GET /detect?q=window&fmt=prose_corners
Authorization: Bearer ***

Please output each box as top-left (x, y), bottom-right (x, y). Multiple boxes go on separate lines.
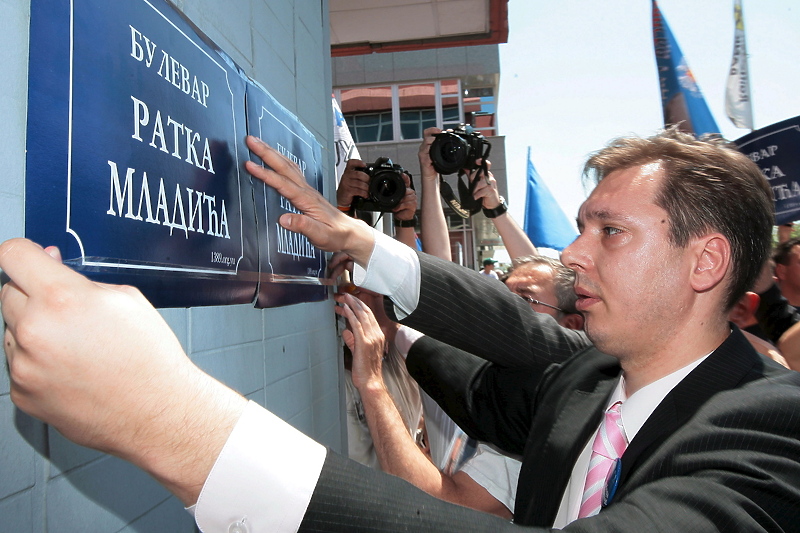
top-left (400, 108), bottom-right (437, 140)
top-left (441, 80), bottom-right (461, 132)
top-left (337, 80), bottom-right (475, 143)
top-left (339, 86), bottom-right (393, 143)
top-left (346, 112), bottom-right (393, 143)
top-left (398, 83), bottom-right (436, 140)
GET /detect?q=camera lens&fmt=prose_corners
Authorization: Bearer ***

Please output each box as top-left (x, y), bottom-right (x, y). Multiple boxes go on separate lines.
top-left (369, 169), bottom-right (406, 210)
top-left (430, 133), bottom-right (469, 175)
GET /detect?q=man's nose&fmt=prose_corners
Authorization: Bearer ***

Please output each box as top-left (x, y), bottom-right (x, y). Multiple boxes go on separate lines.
top-left (560, 234), bottom-right (587, 272)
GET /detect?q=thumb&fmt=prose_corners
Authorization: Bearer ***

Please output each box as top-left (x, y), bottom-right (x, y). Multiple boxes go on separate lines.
top-left (279, 213), bottom-right (335, 252)
top-left (279, 212), bottom-right (314, 236)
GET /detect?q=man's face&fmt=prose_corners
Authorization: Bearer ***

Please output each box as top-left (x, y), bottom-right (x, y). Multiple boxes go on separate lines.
top-left (560, 164), bottom-right (694, 361)
top-left (776, 245), bottom-right (800, 292)
top-left (505, 264), bottom-right (560, 319)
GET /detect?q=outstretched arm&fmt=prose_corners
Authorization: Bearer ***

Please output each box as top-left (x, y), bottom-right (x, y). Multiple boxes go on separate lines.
top-left (471, 162), bottom-right (537, 261)
top-left (0, 239), bottom-right (506, 531)
top-left (336, 292), bottom-right (512, 519)
top-left (418, 127), bottom-right (453, 260)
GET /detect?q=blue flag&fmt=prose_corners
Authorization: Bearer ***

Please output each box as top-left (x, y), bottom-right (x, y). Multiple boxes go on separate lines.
top-left (652, 0), bottom-right (720, 136)
top-left (523, 148), bottom-right (577, 251)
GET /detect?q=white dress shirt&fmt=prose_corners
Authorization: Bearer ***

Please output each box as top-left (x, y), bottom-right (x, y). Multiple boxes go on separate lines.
top-left (192, 401), bottom-right (326, 533)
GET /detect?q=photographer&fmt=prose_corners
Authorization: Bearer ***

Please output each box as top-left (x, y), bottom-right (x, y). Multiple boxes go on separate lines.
top-left (335, 156), bottom-right (422, 472)
top-left (425, 125), bottom-right (537, 263)
top-left (336, 158), bottom-right (418, 249)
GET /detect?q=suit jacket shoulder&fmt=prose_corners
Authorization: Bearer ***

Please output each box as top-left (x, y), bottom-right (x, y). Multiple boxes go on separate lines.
top-left (516, 328), bottom-right (800, 530)
top-left (398, 251), bottom-right (590, 369)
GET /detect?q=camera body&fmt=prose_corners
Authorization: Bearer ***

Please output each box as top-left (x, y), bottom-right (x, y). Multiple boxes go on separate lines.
top-left (429, 124), bottom-right (491, 175)
top-left (352, 157), bottom-right (409, 212)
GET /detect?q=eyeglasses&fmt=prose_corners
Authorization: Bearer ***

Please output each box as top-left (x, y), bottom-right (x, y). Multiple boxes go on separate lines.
top-left (519, 295), bottom-right (565, 313)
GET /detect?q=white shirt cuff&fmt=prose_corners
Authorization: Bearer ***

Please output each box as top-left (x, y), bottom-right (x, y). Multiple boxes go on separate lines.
top-left (394, 326), bottom-right (425, 359)
top-left (192, 401), bottom-right (327, 533)
top-left (353, 228), bottom-right (420, 319)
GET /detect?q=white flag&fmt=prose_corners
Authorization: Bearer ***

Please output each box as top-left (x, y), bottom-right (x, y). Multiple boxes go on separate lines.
top-left (332, 96), bottom-right (361, 184)
top-left (725, 0), bottom-right (754, 129)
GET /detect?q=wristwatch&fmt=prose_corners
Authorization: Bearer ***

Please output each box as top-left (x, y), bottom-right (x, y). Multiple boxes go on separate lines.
top-left (482, 196), bottom-right (508, 218)
top-left (394, 215), bottom-right (417, 228)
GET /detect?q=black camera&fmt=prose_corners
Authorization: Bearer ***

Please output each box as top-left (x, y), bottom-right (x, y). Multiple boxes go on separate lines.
top-left (429, 124), bottom-right (491, 175)
top-left (352, 157), bottom-right (410, 212)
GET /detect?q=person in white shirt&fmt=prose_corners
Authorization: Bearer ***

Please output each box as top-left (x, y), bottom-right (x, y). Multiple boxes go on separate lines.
top-left (343, 255), bottom-right (583, 519)
top-left (3, 128), bottom-right (800, 532)
top-left (479, 258), bottom-right (500, 279)
top-left (340, 286), bottom-right (425, 470)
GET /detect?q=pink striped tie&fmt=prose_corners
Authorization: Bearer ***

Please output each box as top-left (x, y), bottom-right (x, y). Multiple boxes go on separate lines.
top-left (578, 402), bottom-right (627, 518)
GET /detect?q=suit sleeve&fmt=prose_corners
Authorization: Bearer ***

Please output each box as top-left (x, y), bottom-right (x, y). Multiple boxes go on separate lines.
top-left (299, 452), bottom-right (552, 533)
top-left (395, 252), bottom-right (590, 370)
top-left (299, 374), bottom-right (800, 533)
top-left (407, 335), bottom-right (543, 455)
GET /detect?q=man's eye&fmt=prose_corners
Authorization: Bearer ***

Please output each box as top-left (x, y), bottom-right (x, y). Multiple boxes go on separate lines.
top-left (603, 226), bottom-right (622, 236)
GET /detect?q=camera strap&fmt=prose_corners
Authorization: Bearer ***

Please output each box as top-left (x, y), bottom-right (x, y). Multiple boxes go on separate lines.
top-left (439, 177), bottom-right (481, 219)
top-left (439, 142), bottom-right (492, 219)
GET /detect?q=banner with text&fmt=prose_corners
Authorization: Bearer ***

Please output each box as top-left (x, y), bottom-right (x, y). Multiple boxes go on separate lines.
top-left (26, 0), bottom-right (329, 307)
top-left (736, 115), bottom-right (800, 225)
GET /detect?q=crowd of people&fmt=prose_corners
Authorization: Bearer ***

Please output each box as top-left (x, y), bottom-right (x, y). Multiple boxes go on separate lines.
top-left (2, 126), bottom-right (800, 532)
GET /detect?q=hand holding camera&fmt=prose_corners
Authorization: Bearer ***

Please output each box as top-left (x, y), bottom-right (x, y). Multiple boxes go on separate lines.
top-left (418, 127), bottom-right (443, 182)
top-left (337, 159), bottom-right (370, 209)
top-left (428, 124), bottom-right (492, 218)
top-left (351, 157), bottom-right (413, 213)
top-left (429, 124), bottom-right (491, 176)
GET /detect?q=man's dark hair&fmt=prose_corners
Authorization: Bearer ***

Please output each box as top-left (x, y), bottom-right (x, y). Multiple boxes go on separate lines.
top-left (773, 238), bottom-right (800, 266)
top-left (583, 126), bottom-right (774, 311)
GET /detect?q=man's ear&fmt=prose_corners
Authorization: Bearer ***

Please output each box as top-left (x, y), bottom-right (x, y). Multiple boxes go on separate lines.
top-left (560, 313), bottom-right (585, 331)
top-left (728, 297), bottom-right (748, 324)
top-left (690, 234), bottom-right (730, 293)
top-left (775, 262), bottom-right (787, 283)
top-left (728, 292), bottom-right (759, 326)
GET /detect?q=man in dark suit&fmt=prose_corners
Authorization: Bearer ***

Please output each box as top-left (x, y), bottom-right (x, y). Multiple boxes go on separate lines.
top-left (3, 128), bottom-right (800, 532)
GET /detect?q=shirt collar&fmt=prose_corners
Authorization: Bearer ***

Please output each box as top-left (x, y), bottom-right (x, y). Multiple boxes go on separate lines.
top-left (608, 353), bottom-right (711, 443)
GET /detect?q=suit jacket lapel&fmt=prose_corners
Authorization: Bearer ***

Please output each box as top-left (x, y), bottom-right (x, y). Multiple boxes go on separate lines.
top-left (516, 355), bottom-right (619, 525)
top-left (517, 328), bottom-right (762, 525)
top-left (617, 327), bottom-right (761, 490)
